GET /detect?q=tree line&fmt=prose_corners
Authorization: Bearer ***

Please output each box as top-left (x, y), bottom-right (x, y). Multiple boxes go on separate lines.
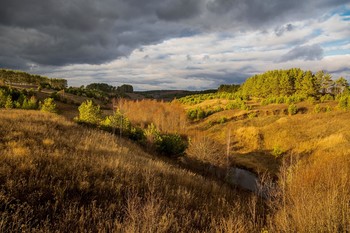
top-left (0, 86), bottom-right (57, 112)
top-left (239, 68), bottom-right (349, 98)
top-left (0, 69), bottom-right (67, 90)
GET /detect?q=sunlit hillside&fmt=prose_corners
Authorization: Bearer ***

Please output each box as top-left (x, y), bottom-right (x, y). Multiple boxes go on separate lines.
top-left (1, 67), bottom-right (350, 232)
top-left (0, 110), bottom-right (261, 232)
top-left (187, 100), bottom-right (350, 174)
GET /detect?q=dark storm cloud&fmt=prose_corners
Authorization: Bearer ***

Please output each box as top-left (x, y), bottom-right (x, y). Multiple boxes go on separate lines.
top-left (275, 24), bottom-right (294, 37)
top-left (279, 44), bottom-right (324, 62)
top-left (205, 0), bottom-right (348, 29)
top-left (0, 0), bottom-right (347, 70)
top-left (156, 0), bottom-right (202, 21)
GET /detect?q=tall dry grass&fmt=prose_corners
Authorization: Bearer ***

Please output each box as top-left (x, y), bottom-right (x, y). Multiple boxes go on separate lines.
top-left (115, 99), bottom-right (188, 133)
top-left (269, 153), bottom-right (350, 232)
top-left (0, 109), bottom-right (262, 232)
top-left (189, 103), bottom-right (350, 232)
top-left (2, 106), bottom-right (349, 232)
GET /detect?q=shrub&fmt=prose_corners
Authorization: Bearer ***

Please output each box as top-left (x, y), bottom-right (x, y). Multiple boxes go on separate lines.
top-left (101, 109), bottom-right (131, 131)
top-left (155, 134), bottom-right (188, 157)
top-left (0, 89), bottom-right (6, 107)
top-left (248, 112), bottom-right (257, 119)
top-left (5, 95), bottom-right (13, 109)
top-left (288, 104), bottom-right (298, 116)
top-left (276, 96), bottom-right (285, 104)
top-left (272, 145), bottom-right (284, 158)
top-left (144, 123), bottom-right (161, 144)
top-left (77, 100), bottom-right (102, 124)
top-left (128, 126), bottom-right (146, 143)
top-left (320, 94), bottom-right (334, 103)
top-left (226, 101), bottom-right (239, 110)
top-left (40, 98), bottom-right (57, 113)
top-left (218, 117), bottom-right (227, 124)
top-left (313, 104), bottom-right (321, 114)
top-left (307, 96), bottom-right (316, 104)
top-left (338, 95), bottom-right (350, 110)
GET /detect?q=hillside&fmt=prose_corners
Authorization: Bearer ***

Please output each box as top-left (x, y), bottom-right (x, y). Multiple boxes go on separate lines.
top-left (0, 110), bottom-right (259, 232)
top-left (1, 67), bottom-right (350, 232)
top-left (185, 98), bottom-right (349, 174)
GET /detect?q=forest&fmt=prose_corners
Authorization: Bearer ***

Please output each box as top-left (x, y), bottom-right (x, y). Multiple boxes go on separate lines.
top-left (240, 68), bottom-right (348, 98)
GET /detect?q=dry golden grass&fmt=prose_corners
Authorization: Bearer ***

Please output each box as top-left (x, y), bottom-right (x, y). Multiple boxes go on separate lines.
top-left (116, 98), bottom-right (188, 133)
top-left (0, 109), bottom-right (262, 232)
top-left (194, 104), bottom-right (350, 175)
top-left (269, 153), bottom-right (350, 232)
top-left (2, 100), bottom-right (349, 232)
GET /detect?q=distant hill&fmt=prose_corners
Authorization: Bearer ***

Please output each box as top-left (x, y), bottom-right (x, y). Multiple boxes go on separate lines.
top-left (0, 69), bottom-right (67, 90)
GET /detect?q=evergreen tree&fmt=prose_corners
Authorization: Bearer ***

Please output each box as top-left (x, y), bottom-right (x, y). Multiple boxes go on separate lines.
top-left (298, 71), bottom-right (318, 97)
top-left (322, 73), bottom-right (334, 95)
top-left (333, 77), bottom-right (349, 95)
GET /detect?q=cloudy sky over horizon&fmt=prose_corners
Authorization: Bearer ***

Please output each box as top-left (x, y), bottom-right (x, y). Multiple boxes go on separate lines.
top-left (1, 0), bottom-right (349, 90)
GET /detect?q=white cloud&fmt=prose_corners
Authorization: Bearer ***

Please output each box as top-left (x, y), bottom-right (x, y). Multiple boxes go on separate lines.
top-left (39, 7), bottom-right (350, 90)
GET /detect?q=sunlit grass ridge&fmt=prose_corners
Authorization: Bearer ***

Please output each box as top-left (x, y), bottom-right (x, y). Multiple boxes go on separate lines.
top-left (0, 109), bottom-right (259, 232)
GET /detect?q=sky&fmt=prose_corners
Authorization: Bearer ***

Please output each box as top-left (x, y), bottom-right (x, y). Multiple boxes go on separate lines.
top-left (0, 0), bottom-right (349, 90)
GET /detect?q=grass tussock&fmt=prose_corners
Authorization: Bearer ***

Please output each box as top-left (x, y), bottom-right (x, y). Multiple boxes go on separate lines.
top-left (0, 109), bottom-right (262, 232)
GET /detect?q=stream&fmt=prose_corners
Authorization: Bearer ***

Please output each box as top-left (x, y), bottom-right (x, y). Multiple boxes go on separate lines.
top-left (226, 167), bottom-right (273, 198)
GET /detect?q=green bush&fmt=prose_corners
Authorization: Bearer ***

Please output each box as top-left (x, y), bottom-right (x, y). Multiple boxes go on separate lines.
top-left (0, 89), bottom-right (6, 107)
top-left (128, 126), bottom-right (146, 143)
top-left (320, 94), bottom-right (334, 103)
top-left (272, 145), bottom-right (284, 159)
top-left (5, 96), bottom-right (13, 109)
top-left (101, 109), bottom-right (131, 131)
top-left (248, 112), bottom-right (257, 119)
top-left (338, 95), bottom-right (350, 110)
top-left (218, 117), bottom-right (227, 124)
top-left (288, 103), bottom-right (298, 115)
top-left (313, 104), bottom-right (321, 114)
top-left (307, 96), bottom-right (316, 104)
top-left (77, 100), bottom-right (102, 124)
top-left (155, 134), bottom-right (188, 157)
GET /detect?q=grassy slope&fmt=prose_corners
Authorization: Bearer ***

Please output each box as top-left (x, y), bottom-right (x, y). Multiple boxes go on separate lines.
top-left (0, 110), bottom-right (260, 232)
top-left (187, 99), bottom-right (350, 175)
top-left (185, 99), bottom-right (350, 231)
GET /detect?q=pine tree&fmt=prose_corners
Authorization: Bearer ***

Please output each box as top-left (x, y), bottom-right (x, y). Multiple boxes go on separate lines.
top-left (334, 77), bottom-right (349, 95)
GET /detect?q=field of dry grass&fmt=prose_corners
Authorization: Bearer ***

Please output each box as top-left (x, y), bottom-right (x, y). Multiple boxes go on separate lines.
top-left (1, 95), bottom-right (349, 232)
top-left (188, 99), bottom-right (350, 231)
top-left (116, 99), bottom-right (188, 133)
top-left (0, 109), bottom-right (264, 232)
